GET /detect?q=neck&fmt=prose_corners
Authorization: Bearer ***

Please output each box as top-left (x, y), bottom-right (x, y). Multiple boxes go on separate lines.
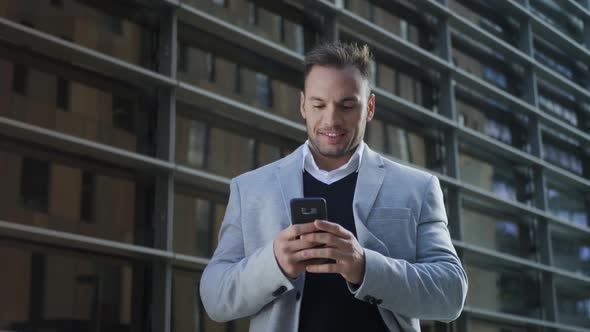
top-left (308, 145), bottom-right (356, 172)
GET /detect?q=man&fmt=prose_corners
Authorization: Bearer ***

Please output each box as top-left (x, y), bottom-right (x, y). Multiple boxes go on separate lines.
top-left (200, 42), bottom-right (467, 332)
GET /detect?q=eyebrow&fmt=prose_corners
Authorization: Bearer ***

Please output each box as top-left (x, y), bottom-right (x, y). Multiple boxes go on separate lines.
top-left (308, 96), bottom-right (360, 103)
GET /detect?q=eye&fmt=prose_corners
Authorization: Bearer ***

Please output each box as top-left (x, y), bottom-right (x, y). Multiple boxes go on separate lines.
top-left (312, 104), bottom-right (324, 109)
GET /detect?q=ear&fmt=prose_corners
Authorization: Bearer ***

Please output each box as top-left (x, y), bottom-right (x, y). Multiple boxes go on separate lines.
top-left (300, 91), bottom-right (306, 119)
top-left (366, 93), bottom-right (376, 122)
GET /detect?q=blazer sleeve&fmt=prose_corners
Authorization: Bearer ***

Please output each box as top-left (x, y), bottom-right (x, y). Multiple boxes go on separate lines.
top-left (199, 178), bottom-right (296, 322)
top-left (347, 175), bottom-right (468, 322)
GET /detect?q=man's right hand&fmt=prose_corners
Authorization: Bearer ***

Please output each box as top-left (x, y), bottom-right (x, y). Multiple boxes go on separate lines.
top-left (273, 222), bottom-right (322, 279)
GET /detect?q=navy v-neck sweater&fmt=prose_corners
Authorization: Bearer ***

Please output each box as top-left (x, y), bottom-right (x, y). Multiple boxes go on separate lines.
top-left (298, 170), bottom-right (389, 332)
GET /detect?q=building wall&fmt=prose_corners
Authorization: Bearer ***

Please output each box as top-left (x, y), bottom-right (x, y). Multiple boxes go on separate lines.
top-left (0, 0), bottom-right (589, 331)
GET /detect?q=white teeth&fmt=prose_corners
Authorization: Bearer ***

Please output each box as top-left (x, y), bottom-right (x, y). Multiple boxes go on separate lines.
top-left (323, 133), bottom-right (340, 137)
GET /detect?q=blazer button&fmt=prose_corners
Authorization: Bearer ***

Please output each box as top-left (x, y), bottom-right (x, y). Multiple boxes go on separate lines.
top-left (363, 295), bottom-right (374, 303)
top-left (296, 291), bottom-right (301, 301)
top-left (272, 285), bottom-right (287, 297)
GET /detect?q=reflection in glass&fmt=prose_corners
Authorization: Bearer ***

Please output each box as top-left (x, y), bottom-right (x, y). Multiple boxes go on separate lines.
top-left (181, 0), bottom-right (305, 54)
top-left (466, 263), bottom-right (542, 318)
top-left (0, 243), bottom-right (147, 331)
top-left (177, 45), bottom-right (302, 124)
top-left (366, 116), bottom-right (442, 172)
top-left (552, 231), bottom-right (590, 277)
top-left (0, 149), bottom-right (151, 246)
top-left (546, 182), bottom-right (588, 227)
top-left (0, 0), bottom-right (157, 68)
top-left (0, 58), bottom-right (154, 156)
top-left (462, 207), bottom-right (536, 260)
top-left (459, 153), bottom-right (533, 205)
top-left (175, 115), bottom-right (290, 178)
top-left (344, 0), bottom-right (426, 48)
top-left (173, 193), bottom-right (226, 258)
top-left (469, 319), bottom-right (540, 332)
top-left (173, 269), bottom-right (249, 332)
top-left (556, 279), bottom-right (590, 328)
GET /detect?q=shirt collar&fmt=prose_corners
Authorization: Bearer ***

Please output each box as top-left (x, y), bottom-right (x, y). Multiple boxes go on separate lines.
top-left (301, 140), bottom-right (365, 177)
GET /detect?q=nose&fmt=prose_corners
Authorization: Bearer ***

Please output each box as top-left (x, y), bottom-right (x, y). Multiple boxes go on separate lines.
top-left (321, 103), bottom-right (342, 127)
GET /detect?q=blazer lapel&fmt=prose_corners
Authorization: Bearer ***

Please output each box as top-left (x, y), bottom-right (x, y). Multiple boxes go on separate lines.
top-left (353, 144), bottom-right (389, 256)
top-left (276, 145), bottom-right (305, 228)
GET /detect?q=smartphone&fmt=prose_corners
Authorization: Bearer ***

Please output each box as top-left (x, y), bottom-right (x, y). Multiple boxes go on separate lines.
top-left (290, 197), bottom-right (335, 264)
top-left (290, 197), bottom-right (327, 225)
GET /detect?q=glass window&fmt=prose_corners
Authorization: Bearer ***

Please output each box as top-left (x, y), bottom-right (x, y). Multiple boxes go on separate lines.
top-left (0, 148), bottom-right (153, 246)
top-left (175, 114), bottom-right (294, 178)
top-left (456, 97), bottom-right (529, 151)
top-left (181, 0), bottom-right (307, 54)
top-left (176, 43), bottom-right (302, 124)
top-left (344, 0), bottom-right (431, 49)
top-left (529, 3), bottom-right (585, 45)
top-left (462, 206), bottom-right (537, 260)
top-left (468, 319), bottom-right (540, 332)
top-left (172, 269), bottom-right (250, 332)
top-left (0, 0), bottom-right (159, 69)
top-left (459, 152), bottom-right (534, 205)
top-left (173, 192), bottom-right (226, 258)
top-left (546, 181), bottom-right (588, 227)
top-left (448, 0), bottom-right (519, 46)
top-left (465, 261), bottom-right (542, 318)
top-left (12, 63), bottom-right (28, 95)
top-left (366, 115), bottom-right (443, 172)
top-left (542, 137), bottom-right (584, 175)
top-left (555, 277), bottom-right (590, 328)
top-left (552, 229), bottom-right (590, 277)
top-left (0, 243), bottom-right (148, 331)
top-left (0, 57), bottom-right (156, 156)
top-left (373, 60), bottom-right (435, 110)
top-left (452, 45), bottom-right (519, 97)
top-left (538, 91), bottom-right (579, 127)
top-left (20, 157), bottom-right (50, 213)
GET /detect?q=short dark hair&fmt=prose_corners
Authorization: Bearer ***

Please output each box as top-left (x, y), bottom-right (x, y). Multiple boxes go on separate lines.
top-left (303, 42), bottom-right (373, 88)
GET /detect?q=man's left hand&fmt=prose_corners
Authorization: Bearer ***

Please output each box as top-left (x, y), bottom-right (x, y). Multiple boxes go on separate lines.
top-left (298, 219), bottom-right (365, 285)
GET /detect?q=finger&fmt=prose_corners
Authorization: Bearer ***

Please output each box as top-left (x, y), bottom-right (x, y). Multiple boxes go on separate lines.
top-left (282, 222), bottom-right (318, 240)
top-left (305, 262), bottom-right (340, 274)
top-left (301, 232), bottom-right (348, 248)
top-left (297, 247), bottom-right (347, 262)
top-left (314, 220), bottom-right (351, 238)
top-left (285, 237), bottom-right (322, 252)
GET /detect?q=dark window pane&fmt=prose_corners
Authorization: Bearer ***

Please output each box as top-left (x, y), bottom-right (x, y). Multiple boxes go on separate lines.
top-left (465, 261), bottom-right (542, 318)
top-left (56, 76), bottom-right (70, 110)
top-left (80, 171), bottom-right (96, 223)
top-left (12, 63), bottom-right (28, 95)
top-left (173, 194), bottom-right (225, 258)
top-left (178, 42), bottom-right (189, 73)
top-left (556, 277), bottom-right (590, 328)
top-left (0, 0), bottom-right (157, 69)
top-left (112, 96), bottom-right (135, 134)
top-left (463, 206), bottom-right (536, 260)
top-left (172, 270), bottom-right (249, 332)
top-left (50, 0), bottom-right (63, 8)
top-left (1, 149), bottom-right (153, 246)
top-left (1, 56), bottom-right (155, 156)
top-left (20, 158), bottom-right (49, 213)
top-left (0, 243), bottom-right (148, 332)
top-left (552, 231), bottom-right (590, 277)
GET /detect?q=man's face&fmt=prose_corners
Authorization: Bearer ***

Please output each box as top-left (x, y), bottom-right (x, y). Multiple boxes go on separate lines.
top-left (300, 65), bottom-right (375, 161)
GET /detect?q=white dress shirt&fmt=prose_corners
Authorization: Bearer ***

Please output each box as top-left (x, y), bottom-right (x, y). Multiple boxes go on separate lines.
top-left (301, 140), bottom-right (365, 185)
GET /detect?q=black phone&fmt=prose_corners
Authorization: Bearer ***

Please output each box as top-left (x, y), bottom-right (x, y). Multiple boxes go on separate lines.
top-left (290, 197), bottom-right (335, 264)
top-left (290, 197), bottom-right (327, 225)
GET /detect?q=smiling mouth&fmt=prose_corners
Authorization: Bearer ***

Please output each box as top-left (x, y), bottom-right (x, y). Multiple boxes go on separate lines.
top-left (319, 132), bottom-right (345, 138)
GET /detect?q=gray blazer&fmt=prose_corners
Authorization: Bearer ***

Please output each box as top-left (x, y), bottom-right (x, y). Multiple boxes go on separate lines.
top-left (200, 143), bottom-right (468, 331)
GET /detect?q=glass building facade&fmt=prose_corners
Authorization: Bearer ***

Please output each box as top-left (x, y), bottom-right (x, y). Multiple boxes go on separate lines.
top-left (0, 0), bottom-right (589, 331)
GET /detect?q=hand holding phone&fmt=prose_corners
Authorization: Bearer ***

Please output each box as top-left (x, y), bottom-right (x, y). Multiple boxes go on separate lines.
top-left (290, 197), bottom-right (335, 264)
